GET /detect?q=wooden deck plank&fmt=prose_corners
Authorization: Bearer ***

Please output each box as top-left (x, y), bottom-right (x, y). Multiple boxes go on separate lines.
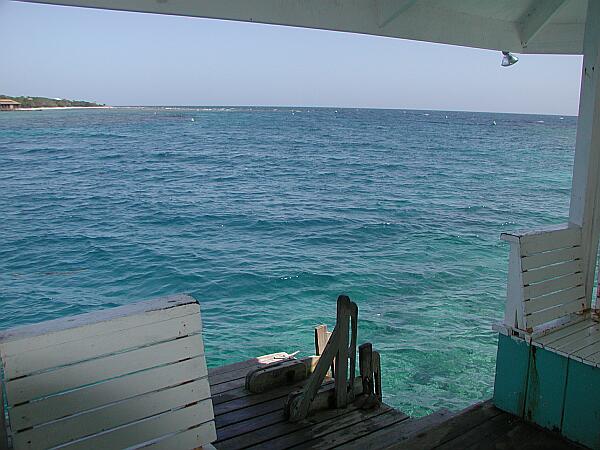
top-left (217, 405), bottom-right (365, 450)
top-left (246, 407), bottom-right (402, 450)
top-left (388, 401), bottom-right (502, 450)
top-left (341, 409), bottom-right (454, 450)
top-left (289, 409), bottom-right (408, 450)
top-left (215, 397), bottom-right (289, 429)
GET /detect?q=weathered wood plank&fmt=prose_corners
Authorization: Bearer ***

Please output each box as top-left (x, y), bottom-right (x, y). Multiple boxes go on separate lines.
top-left (14, 378), bottom-right (211, 449)
top-left (521, 246), bottom-right (582, 271)
top-left (245, 359), bottom-right (308, 393)
top-left (334, 296), bottom-right (350, 409)
top-left (389, 401), bottom-right (501, 450)
top-left (214, 381), bottom-right (305, 417)
top-left (61, 400), bottom-right (214, 450)
top-left (299, 410), bottom-right (404, 449)
top-left (341, 409), bottom-right (453, 450)
top-left (6, 333), bottom-right (204, 406)
top-left (10, 356), bottom-right (207, 431)
top-left (217, 404), bottom-right (364, 450)
top-left (216, 409), bottom-right (287, 443)
top-left (3, 313), bottom-right (201, 380)
top-left (246, 406), bottom-right (399, 450)
top-left (522, 259), bottom-right (583, 285)
top-left (215, 397), bottom-right (287, 429)
top-left (287, 408), bottom-right (407, 450)
top-left (0, 294), bottom-right (198, 355)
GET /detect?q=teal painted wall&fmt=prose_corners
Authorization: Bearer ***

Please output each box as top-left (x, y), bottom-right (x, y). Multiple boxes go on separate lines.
top-left (494, 332), bottom-right (600, 449)
top-left (563, 360), bottom-right (600, 449)
top-left (493, 333), bottom-right (530, 417)
top-left (524, 346), bottom-right (568, 431)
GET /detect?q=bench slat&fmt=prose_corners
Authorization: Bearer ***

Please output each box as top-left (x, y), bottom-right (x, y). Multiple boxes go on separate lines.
top-left (521, 246), bottom-right (582, 272)
top-left (0, 298), bottom-right (198, 357)
top-left (61, 400), bottom-right (214, 450)
top-left (523, 272), bottom-right (584, 300)
top-left (526, 298), bottom-right (585, 328)
top-left (522, 259), bottom-right (583, 286)
top-left (518, 226), bottom-right (581, 257)
top-left (13, 378), bottom-right (211, 449)
top-left (523, 286), bottom-right (585, 315)
top-left (6, 333), bottom-right (204, 406)
top-left (3, 313), bottom-right (201, 380)
top-left (10, 356), bottom-right (207, 431)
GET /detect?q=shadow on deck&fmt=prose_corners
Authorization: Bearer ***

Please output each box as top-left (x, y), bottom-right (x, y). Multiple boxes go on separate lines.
top-left (208, 354), bottom-right (584, 450)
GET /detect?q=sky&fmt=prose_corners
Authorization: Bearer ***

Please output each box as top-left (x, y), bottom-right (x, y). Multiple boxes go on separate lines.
top-left (0, 0), bottom-right (584, 115)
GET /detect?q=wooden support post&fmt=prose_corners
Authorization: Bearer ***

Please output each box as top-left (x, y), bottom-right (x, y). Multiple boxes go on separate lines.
top-left (359, 343), bottom-right (374, 396)
top-left (569, 0), bottom-right (600, 311)
top-left (315, 324), bottom-right (328, 356)
top-left (334, 295), bottom-right (350, 409)
top-left (348, 301), bottom-right (358, 402)
top-left (372, 351), bottom-right (382, 402)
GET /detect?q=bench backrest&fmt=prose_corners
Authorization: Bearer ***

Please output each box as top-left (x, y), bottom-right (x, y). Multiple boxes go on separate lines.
top-left (501, 225), bottom-right (586, 333)
top-left (0, 294), bottom-right (215, 450)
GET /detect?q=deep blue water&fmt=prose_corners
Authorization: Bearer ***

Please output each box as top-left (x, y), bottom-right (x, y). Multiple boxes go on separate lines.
top-left (0, 107), bottom-right (576, 415)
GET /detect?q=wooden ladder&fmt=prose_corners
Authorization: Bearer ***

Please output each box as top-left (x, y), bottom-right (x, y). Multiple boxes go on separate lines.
top-left (285, 295), bottom-right (381, 422)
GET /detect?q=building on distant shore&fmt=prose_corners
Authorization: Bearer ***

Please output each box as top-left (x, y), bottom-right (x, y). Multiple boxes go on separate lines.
top-left (0, 99), bottom-right (20, 111)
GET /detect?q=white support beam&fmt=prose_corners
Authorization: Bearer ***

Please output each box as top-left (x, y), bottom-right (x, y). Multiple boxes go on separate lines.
top-left (518, 0), bottom-right (567, 48)
top-left (378, 0), bottom-right (418, 28)
top-left (569, 0), bottom-right (600, 310)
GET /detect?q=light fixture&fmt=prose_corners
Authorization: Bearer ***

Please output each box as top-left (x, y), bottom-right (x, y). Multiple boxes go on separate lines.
top-left (501, 51), bottom-right (519, 67)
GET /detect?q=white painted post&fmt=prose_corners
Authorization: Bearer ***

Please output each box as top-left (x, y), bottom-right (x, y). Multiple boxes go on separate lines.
top-left (501, 235), bottom-right (525, 331)
top-left (568, 0), bottom-right (600, 311)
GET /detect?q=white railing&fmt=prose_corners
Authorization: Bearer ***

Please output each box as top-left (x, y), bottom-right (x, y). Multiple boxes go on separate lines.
top-left (500, 224), bottom-right (587, 335)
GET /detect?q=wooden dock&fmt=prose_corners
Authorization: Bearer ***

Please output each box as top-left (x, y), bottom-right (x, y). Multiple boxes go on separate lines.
top-left (208, 353), bottom-right (583, 450)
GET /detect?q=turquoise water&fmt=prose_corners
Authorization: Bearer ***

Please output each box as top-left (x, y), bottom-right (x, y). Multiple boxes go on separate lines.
top-left (0, 107), bottom-right (576, 416)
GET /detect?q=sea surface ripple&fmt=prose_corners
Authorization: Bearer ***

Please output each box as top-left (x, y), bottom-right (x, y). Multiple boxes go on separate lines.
top-left (0, 107), bottom-right (575, 415)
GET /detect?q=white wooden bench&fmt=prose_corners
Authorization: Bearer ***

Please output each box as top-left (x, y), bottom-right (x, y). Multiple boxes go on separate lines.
top-left (0, 294), bottom-right (216, 450)
top-left (496, 224), bottom-right (600, 364)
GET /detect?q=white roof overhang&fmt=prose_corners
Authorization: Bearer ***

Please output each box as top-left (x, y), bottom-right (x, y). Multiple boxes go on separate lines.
top-left (15, 0), bottom-right (588, 55)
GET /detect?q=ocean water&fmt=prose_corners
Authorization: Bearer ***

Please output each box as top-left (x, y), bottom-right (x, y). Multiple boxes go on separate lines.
top-left (0, 107), bottom-right (576, 416)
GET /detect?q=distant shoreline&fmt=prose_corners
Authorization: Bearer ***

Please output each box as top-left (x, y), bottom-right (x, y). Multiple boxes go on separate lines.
top-left (16, 106), bottom-right (113, 111)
